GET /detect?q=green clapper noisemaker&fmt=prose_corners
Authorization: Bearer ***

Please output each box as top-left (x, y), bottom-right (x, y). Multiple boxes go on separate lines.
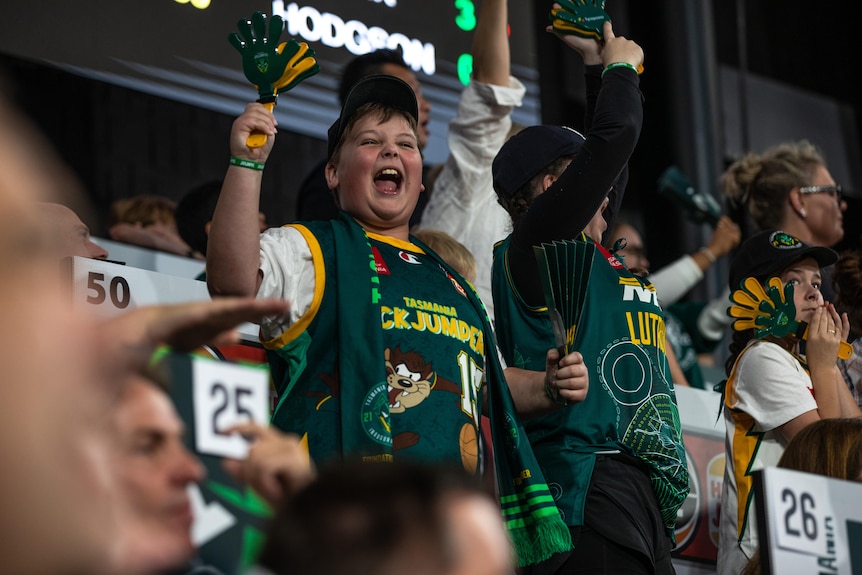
top-left (548, 0), bottom-right (643, 74)
top-left (228, 11), bottom-right (320, 148)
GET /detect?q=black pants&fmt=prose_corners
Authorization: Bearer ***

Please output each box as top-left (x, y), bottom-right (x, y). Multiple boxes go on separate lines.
top-left (519, 454), bottom-right (676, 575)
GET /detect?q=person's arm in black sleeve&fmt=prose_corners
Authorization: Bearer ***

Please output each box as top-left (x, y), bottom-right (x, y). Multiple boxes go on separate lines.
top-left (507, 23), bottom-right (644, 307)
top-left (583, 64), bottom-right (602, 132)
top-left (584, 62), bottom-right (629, 249)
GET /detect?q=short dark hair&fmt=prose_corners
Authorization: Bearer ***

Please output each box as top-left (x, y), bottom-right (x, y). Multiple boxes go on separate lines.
top-left (175, 180), bottom-right (222, 255)
top-left (338, 49), bottom-right (408, 105)
top-left (498, 155), bottom-right (574, 227)
top-left (257, 459), bottom-right (494, 575)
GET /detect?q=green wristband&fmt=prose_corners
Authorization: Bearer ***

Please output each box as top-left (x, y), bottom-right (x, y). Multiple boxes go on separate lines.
top-left (230, 156), bottom-right (265, 171)
top-left (602, 62), bottom-right (639, 77)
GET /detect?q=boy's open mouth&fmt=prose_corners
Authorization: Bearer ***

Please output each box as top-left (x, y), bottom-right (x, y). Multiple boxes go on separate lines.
top-left (374, 168), bottom-right (402, 194)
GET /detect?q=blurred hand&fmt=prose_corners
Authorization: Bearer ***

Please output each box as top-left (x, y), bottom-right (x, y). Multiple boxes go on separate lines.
top-left (98, 297), bottom-right (290, 372)
top-left (222, 422), bottom-right (315, 507)
top-left (706, 216), bottom-right (741, 258)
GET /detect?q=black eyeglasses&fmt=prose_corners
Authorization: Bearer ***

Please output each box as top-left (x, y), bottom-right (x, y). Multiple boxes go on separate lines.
top-left (799, 184), bottom-right (843, 203)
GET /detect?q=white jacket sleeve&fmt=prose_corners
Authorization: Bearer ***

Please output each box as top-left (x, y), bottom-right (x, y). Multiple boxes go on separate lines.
top-left (648, 254), bottom-right (703, 306)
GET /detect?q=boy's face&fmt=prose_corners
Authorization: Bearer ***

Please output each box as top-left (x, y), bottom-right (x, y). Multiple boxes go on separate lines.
top-left (326, 112), bottom-right (423, 233)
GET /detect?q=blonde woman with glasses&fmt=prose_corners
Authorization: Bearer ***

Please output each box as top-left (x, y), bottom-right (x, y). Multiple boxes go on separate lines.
top-left (722, 139), bottom-right (847, 300)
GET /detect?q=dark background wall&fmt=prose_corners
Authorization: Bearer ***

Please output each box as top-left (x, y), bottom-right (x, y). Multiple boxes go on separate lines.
top-left (532, 0), bottom-right (861, 300)
top-left (1, 0), bottom-right (859, 302)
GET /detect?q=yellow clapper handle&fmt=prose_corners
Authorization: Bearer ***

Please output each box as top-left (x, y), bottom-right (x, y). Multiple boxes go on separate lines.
top-left (247, 100), bottom-right (276, 149)
top-left (799, 324), bottom-right (854, 360)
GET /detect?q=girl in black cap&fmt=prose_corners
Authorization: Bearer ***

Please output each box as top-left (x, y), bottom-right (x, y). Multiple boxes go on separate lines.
top-left (717, 229), bottom-right (861, 575)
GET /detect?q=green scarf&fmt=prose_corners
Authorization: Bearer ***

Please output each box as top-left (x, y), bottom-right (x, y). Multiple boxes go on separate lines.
top-left (331, 212), bottom-right (571, 565)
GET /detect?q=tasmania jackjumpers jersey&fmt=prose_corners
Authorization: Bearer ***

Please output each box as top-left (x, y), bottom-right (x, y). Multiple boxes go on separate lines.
top-left (260, 221), bottom-right (487, 471)
top-left (492, 236), bottom-right (689, 532)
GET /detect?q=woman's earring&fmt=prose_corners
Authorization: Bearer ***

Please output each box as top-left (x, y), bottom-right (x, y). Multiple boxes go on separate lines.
top-left (799, 209), bottom-right (807, 218)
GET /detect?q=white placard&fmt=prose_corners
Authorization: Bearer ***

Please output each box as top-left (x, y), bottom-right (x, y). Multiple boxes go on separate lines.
top-left (191, 357), bottom-right (269, 459)
top-left (66, 256), bottom-right (261, 344)
top-left (769, 467), bottom-right (833, 556)
top-left (758, 466), bottom-right (862, 574)
top-left (92, 237), bottom-right (206, 279)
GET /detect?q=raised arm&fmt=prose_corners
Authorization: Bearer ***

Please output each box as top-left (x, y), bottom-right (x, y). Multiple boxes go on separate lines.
top-left (416, 0), bottom-right (525, 311)
top-left (470, 0), bottom-right (509, 86)
top-left (207, 103), bottom-right (278, 297)
top-left (509, 21), bottom-right (644, 306)
top-left (527, 21), bottom-right (643, 244)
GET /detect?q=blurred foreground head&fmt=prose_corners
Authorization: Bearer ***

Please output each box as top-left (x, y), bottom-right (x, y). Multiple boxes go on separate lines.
top-left (0, 87), bottom-right (119, 573)
top-left (257, 459), bottom-right (514, 575)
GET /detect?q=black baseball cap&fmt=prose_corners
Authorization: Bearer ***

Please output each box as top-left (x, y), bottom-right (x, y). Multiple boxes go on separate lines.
top-left (492, 125), bottom-right (586, 200)
top-left (326, 75), bottom-right (419, 160)
top-left (728, 229), bottom-right (838, 291)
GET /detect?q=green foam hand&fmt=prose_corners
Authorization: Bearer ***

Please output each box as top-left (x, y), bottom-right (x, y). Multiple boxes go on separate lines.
top-left (228, 12), bottom-right (293, 102)
top-left (728, 277), bottom-right (797, 339)
top-left (549, 0), bottom-right (610, 40)
top-left (728, 276), bottom-right (853, 359)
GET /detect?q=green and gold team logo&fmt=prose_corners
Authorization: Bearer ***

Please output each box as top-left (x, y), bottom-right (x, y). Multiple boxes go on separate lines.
top-left (254, 53), bottom-right (270, 73)
top-left (769, 231), bottom-right (803, 249)
top-left (362, 382), bottom-right (392, 446)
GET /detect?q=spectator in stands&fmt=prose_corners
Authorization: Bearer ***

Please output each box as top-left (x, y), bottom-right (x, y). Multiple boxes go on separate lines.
top-left (416, 0), bottom-right (523, 318)
top-left (491, 18), bottom-right (688, 575)
top-left (610, 215), bottom-right (740, 306)
top-left (108, 193), bottom-right (200, 259)
top-left (718, 229), bottom-right (862, 575)
top-left (255, 459), bottom-right (514, 575)
top-left (112, 366), bottom-right (315, 575)
top-left (775, 417), bottom-right (862, 480)
top-left (408, 227), bottom-right (498, 491)
top-left (831, 249), bottom-right (862, 408)
top-left (175, 179), bottom-right (268, 261)
top-left (38, 201), bottom-right (109, 260)
top-left (207, 73), bottom-right (589, 566)
top-left (723, 140), bottom-right (846, 300)
top-left (411, 228), bottom-right (477, 284)
top-left (608, 215), bottom-right (741, 388)
top-left (110, 371), bottom-right (206, 574)
top-left (740, 417), bottom-right (862, 575)
top-left (294, 48), bottom-right (431, 225)
top-left (221, 421), bottom-right (316, 508)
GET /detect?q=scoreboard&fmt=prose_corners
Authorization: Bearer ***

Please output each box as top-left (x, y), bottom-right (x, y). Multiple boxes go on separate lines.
top-left (0, 0), bottom-right (541, 164)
